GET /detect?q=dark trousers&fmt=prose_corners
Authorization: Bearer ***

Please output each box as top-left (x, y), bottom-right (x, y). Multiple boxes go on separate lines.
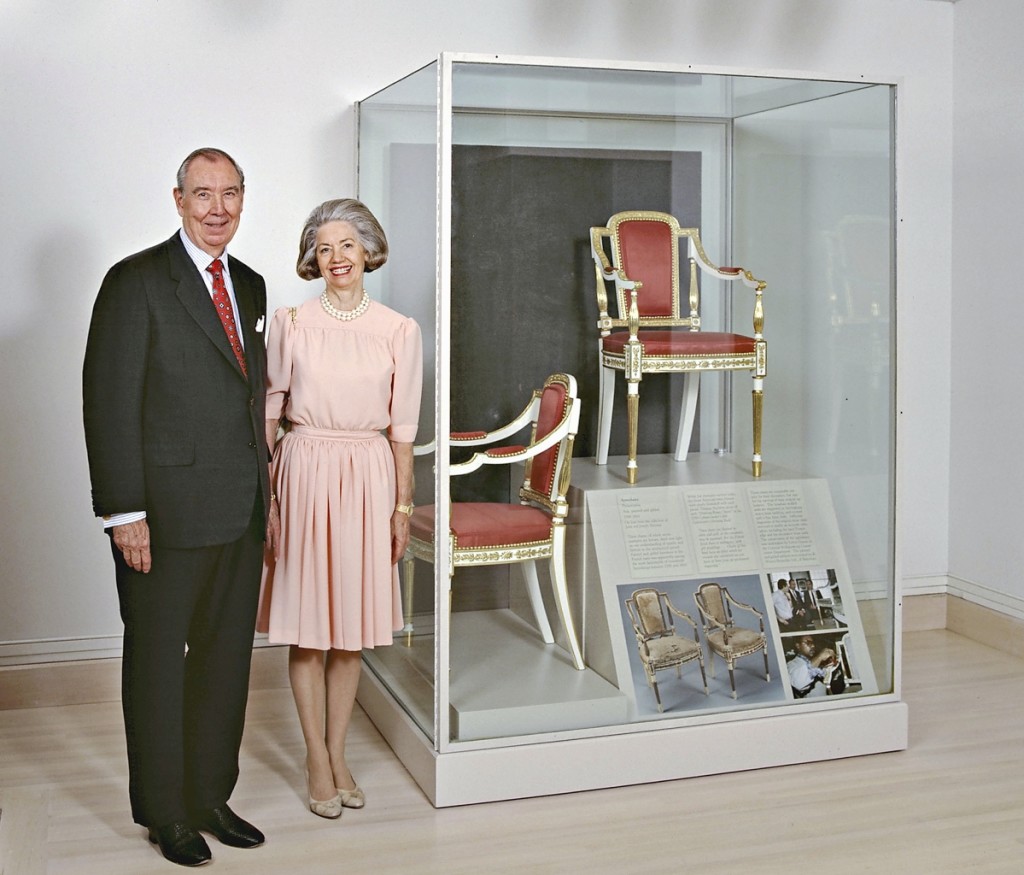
top-left (112, 505), bottom-right (263, 827)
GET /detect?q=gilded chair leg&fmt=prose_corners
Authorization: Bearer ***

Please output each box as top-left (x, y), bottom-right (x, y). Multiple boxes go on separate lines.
top-left (728, 663), bottom-right (737, 699)
top-left (596, 361), bottom-right (615, 466)
top-left (401, 553), bottom-right (415, 646)
top-left (698, 655), bottom-right (709, 694)
top-left (626, 382), bottom-right (639, 485)
top-left (550, 533), bottom-right (585, 670)
top-left (752, 378), bottom-right (763, 478)
top-left (674, 372), bottom-right (700, 462)
top-left (521, 560), bottom-right (555, 644)
top-left (652, 678), bottom-right (664, 713)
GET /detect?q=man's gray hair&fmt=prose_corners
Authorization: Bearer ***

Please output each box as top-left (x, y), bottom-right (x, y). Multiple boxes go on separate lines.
top-left (175, 148), bottom-right (245, 192)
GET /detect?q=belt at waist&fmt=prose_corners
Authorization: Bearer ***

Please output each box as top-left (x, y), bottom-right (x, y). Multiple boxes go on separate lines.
top-left (289, 425), bottom-right (383, 442)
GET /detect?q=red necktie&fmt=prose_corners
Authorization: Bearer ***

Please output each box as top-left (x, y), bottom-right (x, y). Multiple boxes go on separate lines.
top-left (207, 258), bottom-right (247, 377)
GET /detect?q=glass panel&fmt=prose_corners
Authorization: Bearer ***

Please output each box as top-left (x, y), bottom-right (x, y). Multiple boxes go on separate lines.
top-left (733, 83), bottom-right (896, 695)
top-left (450, 63), bottom-right (871, 119)
top-left (443, 61), bottom-right (896, 746)
top-left (356, 61), bottom-right (439, 743)
top-left (356, 57), bottom-right (897, 754)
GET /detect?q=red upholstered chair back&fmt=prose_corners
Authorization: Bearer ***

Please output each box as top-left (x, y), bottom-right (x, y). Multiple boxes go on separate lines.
top-left (524, 378), bottom-right (569, 501)
top-left (615, 217), bottom-right (678, 318)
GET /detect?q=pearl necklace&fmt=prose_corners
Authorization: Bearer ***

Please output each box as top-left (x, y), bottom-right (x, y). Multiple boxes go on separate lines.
top-left (321, 289), bottom-right (370, 322)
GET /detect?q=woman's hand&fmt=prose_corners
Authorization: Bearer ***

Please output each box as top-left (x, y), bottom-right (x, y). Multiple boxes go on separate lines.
top-left (391, 509), bottom-right (410, 565)
top-left (389, 440), bottom-right (414, 565)
top-left (266, 496), bottom-right (281, 556)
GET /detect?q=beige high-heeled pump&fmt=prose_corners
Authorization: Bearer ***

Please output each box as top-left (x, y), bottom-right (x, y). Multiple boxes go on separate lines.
top-left (337, 783), bottom-right (365, 810)
top-left (306, 767), bottom-right (343, 819)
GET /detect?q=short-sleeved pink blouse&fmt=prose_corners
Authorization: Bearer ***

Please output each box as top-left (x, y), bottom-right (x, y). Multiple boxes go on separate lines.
top-left (256, 296), bottom-right (423, 650)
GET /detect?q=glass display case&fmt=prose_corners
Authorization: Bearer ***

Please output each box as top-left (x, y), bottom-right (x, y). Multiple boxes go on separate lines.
top-left (356, 53), bottom-right (903, 806)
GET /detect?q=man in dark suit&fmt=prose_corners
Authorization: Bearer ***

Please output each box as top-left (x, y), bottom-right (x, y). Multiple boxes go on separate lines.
top-left (83, 147), bottom-right (277, 867)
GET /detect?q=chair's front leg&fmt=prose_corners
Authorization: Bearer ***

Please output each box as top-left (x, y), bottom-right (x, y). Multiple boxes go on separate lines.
top-left (625, 287), bottom-right (642, 485)
top-left (401, 553), bottom-right (416, 647)
top-left (596, 357), bottom-right (615, 466)
top-left (627, 380), bottom-right (640, 485)
top-left (521, 560), bottom-right (555, 644)
top-left (550, 525), bottom-right (585, 670)
top-left (675, 371), bottom-right (700, 462)
top-left (752, 375), bottom-right (763, 478)
top-left (752, 289), bottom-right (766, 476)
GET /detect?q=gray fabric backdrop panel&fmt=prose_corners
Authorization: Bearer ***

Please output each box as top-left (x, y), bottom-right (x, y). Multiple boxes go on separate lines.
top-left (451, 145), bottom-right (702, 504)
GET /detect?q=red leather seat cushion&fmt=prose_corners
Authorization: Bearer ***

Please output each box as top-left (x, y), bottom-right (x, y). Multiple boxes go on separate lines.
top-left (410, 503), bottom-right (553, 549)
top-left (484, 445), bottom-right (525, 457)
top-left (603, 330), bottom-right (756, 356)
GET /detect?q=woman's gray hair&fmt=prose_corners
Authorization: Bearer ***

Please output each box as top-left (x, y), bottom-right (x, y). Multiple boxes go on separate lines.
top-left (175, 147), bottom-right (245, 191)
top-left (296, 198), bottom-right (388, 280)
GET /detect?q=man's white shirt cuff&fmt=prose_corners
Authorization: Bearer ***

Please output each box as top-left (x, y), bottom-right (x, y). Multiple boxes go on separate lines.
top-left (103, 511), bottom-right (146, 529)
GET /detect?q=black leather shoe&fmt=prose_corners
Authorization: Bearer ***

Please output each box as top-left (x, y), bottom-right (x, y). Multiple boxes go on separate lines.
top-left (191, 805), bottom-right (265, 848)
top-left (147, 822), bottom-right (212, 867)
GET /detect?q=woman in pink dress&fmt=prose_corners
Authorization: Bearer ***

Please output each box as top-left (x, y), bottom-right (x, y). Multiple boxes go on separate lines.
top-left (256, 199), bottom-right (422, 819)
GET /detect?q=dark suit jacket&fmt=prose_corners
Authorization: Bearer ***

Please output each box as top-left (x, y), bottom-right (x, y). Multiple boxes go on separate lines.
top-left (83, 232), bottom-right (270, 548)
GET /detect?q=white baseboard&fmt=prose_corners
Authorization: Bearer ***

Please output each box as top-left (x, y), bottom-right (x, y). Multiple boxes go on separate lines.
top-left (0, 636), bottom-right (123, 666)
top-left (945, 575), bottom-right (1024, 621)
top-left (0, 632), bottom-right (276, 667)
top-left (900, 573), bottom-right (950, 597)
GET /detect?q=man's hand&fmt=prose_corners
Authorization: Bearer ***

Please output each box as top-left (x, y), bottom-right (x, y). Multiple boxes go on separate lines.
top-left (112, 519), bottom-right (152, 573)
top-left (812, 647), bottom-right (837, 668)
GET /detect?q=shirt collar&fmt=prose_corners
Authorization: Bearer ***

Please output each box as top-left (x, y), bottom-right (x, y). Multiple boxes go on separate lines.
top-left (179, 228), bottom-right (231, 275)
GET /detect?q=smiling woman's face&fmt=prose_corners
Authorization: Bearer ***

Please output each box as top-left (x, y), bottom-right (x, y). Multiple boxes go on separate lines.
top-left (315, 220), bottom-right (367, 298)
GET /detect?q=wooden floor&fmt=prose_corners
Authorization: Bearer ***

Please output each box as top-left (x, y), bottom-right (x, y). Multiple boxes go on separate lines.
top-left (2, 629), bottom-right (1023, 873)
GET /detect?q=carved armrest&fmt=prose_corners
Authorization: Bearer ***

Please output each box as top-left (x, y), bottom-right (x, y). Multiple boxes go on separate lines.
top-left (449, 389), bottom-right (543, 451)
top-left (723, 590), bottom-right (766, 631)
top-left (723, 590), bottom-right (763, 618)
top-left (687, 232), bottom-right (766, 292)
top-left (698, 609), bottom-right (728, 634)
top-left (413, 439), bottom-right (437, 457)
top-left (450, 413), bottom-right (572, 477)
top-left (591, 225), bottom-right (643, 334)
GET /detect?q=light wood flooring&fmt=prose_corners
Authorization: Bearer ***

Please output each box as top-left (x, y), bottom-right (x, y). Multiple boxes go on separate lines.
top-left (2, 629), bottom-right (1023, 874)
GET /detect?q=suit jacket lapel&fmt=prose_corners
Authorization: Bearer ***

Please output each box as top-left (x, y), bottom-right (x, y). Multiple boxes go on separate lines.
top-left (167, 234), bottom-right (249, 381)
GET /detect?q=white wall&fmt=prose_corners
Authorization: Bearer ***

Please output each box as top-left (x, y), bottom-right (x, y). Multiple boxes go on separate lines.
top-left (0, 0), bottom-right (954, 661)
top-left (949, 0), bottom-right (1024, 614)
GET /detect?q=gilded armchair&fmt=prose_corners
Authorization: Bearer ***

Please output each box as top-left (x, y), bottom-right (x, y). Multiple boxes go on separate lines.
top-left (590, 211), bottom-right (767, 482)
top-left (403, 373), bottom-right (585, 670)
